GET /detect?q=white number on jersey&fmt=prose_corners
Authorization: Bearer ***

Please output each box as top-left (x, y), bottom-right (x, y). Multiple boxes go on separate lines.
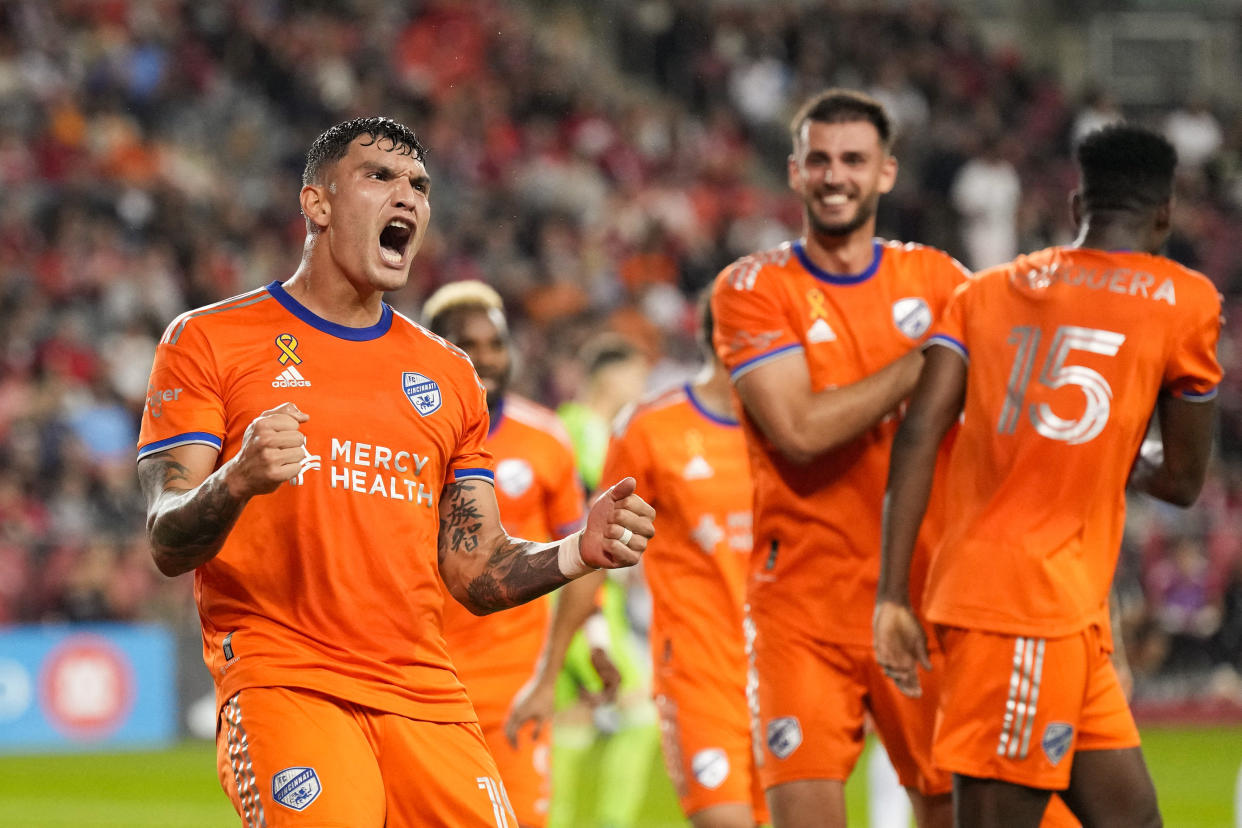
top-left (997, 325), bottom-right (1126, 445)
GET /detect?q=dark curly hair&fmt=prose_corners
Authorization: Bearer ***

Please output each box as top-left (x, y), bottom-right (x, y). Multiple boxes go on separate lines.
top-left (1077, 124), bottom-right (1176, 213)
top-left (302, 116), bottom-right (426, 186)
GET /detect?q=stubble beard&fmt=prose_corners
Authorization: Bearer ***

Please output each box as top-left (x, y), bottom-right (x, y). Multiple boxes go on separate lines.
top-left (806, 193), bottom-right (878, 240)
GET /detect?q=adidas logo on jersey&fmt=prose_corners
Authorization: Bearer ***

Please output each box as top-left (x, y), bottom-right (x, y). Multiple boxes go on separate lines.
top-left (273, 365), bottom-right (312, 388)
top-left (806, 318), bottom-right (836, 343)
top-left (683, 455), bottom-right (715, 480)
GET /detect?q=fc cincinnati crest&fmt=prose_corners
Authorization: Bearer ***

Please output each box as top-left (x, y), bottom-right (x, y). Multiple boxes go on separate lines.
top-left (892, 297), bottom-right (932, 339)
top-left (1041, 722), bottom-right (1074, 766)
top-left (272, 766), bottom-right (322, 811)
top-left (766, 716), bottom-right (802, 759)
top-left (403, 372), bottom-right (442, 416)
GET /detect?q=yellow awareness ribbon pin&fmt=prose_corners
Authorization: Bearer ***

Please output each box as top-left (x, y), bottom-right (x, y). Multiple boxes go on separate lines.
top-left (805, 288), bottom-right (830, 320)
top-left (276, 334), bottom-right (302, 365)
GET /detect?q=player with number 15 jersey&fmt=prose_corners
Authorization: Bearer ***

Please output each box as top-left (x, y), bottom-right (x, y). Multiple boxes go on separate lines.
top-left (876, 125), bottom-right (1221, 826)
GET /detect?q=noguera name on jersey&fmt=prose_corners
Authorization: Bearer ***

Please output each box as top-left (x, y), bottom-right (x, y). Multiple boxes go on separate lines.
top-left (1018, 262), bottom-right (1178, 305)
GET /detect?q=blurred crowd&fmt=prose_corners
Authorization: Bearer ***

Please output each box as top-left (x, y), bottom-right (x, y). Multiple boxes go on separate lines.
top-left (1, 0), bottom-right (1240, 708)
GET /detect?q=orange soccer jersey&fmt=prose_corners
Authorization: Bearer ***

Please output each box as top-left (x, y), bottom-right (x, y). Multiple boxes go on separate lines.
top-left (138, 281), bottom-right (493, 723)
top-left (439, 394), bottom-right (584, 826)
top-left (711, 239), bottom-right (968, 644)
top-left (600, 384), bottom-right (762, 817)
top-left (923, 247), bottom-right (1222, 638)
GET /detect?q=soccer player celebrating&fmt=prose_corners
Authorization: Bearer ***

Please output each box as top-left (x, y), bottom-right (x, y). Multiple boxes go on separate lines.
top-left (423, 279), bottom-right (614, 828)
top-left (874, 124), bottom-right (1221, 828)
top-left (136, 117), bottom-right (654, 828)
top-left (600, 292), bottom-right (768, 828)
top-left (711, 88), bottom-right (967, 828)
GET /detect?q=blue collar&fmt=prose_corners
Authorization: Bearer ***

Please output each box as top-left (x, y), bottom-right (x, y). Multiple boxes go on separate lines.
top-left (685, 383), bottom-right (738, 426)
top-left (267, 280), bottom-right (393, 341)
top-left (793, 239), bottom-right (883, 285)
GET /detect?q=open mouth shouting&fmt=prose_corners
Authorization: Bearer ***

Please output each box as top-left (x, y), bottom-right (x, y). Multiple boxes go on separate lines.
top-left (379, 218), bottom-right (414, 266)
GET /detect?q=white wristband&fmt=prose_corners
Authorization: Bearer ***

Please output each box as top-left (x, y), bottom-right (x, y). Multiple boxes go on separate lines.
top-left (583, 612), bottom-right (612, 651)
top-left (557, 530), bottom-right (597, 579)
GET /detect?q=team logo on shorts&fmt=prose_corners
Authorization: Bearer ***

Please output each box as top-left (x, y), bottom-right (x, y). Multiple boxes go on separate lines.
top-left (892, 297), bottom-right (932, 339)
top-left (766, 716), bottom-right (802, 760)
top-left (692, 747), bottom-right (730, 789)
top-left (272, 766), bottom-right (322, 811)
top-left (402, 372), bottom-right (442, 416)
top-left (1041, 722), bottom-right (1074, 766)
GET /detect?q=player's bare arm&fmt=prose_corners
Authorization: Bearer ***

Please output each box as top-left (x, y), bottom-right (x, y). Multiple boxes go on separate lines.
top-left (138, 403), bottom-right (311, 576)
top-left (438, 476), bottom-right (654, 616)
top-left (734, 345), bottom-right (924, 464)
top-left (874, 345), bottom-right (965, 697)
top-left (1127, 392), bottom-right (1216, 507)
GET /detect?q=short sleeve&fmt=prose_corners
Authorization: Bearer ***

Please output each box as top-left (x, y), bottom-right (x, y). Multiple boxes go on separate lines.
top-left (446, 370), bottom-right (495, 486)
top-left (1165, 286), bottom-right (1223, 401)
top-left (924, 279), bottom-right (971, 363)
top-left (711, 263), bottom-right (803, 382)
top-left (136, 321), bottom-right (226, 461)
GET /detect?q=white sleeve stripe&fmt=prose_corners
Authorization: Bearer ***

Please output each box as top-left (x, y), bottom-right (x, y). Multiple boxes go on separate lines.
top-left (925, 334), bottom-right (968, 363)
top-left (729, 343), bottom-right (803, 381)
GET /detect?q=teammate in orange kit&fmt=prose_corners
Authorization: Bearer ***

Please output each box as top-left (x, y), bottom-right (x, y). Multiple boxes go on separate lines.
top-left (424, 279), bottom-right (612, 828)
top-left (875, 124), bottom-right (1222, 828)
top-left (601, 293), bottom-right (767, 828)
top-left (711, 88), bottom-right (967, 828)
top-left (136, 117), bottom-right (654, 828)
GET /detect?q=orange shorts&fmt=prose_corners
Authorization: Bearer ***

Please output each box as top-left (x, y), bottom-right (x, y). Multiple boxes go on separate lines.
top-left (468, 672), bottom-right (551, 828)
top-left (653, 672), bottom-right (768, 823)
top-left (934, 624), bottom-right (1140, 790)
top-left (752, 617), bottom-right (949, 795)
top-left (1044, 795), bottom-right (1081, 827)
top-left (216, 686), bottom-right (517, 827)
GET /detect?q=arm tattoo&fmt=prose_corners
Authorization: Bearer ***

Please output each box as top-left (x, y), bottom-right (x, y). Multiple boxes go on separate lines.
top-left (439, 482), bottom-right (569, 613)
top-left (138, 457), bottom-right (245, 573)
top-left (437, 481), bottom-right (486, 566)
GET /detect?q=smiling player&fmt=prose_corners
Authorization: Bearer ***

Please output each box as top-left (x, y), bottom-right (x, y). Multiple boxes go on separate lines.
top-left (710, 89), bottom-right (967, 828)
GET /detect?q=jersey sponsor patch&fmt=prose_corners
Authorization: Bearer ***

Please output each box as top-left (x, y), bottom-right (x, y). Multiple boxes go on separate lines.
top-left (690, 514), bottom-right (725, 553)
top-left (892, 297), bottom-right (932, 339)
top-left (692, 747), bottom-right (730, 789)
top-left (766, 715), bottom-right (802, 759)
top-left (402, 371), bottom-right (442, 416)
top-left (272, 766), bottom-right (322, 811)
top-left (145, 385), bottom-right (183, 418)
top-left (1041, 722), bottom-right (1074, 766)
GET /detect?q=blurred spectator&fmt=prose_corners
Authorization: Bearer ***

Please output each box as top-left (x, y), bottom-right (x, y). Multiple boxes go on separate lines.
top-left (1164, 97), bottom-right (1224, 173)
top-left (1145, 533), bottom-right (1224, 673)
top-left (1071, 86), bottom-right (1124, 147)
top-left (949, 133), bottom-right (1022, 270)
